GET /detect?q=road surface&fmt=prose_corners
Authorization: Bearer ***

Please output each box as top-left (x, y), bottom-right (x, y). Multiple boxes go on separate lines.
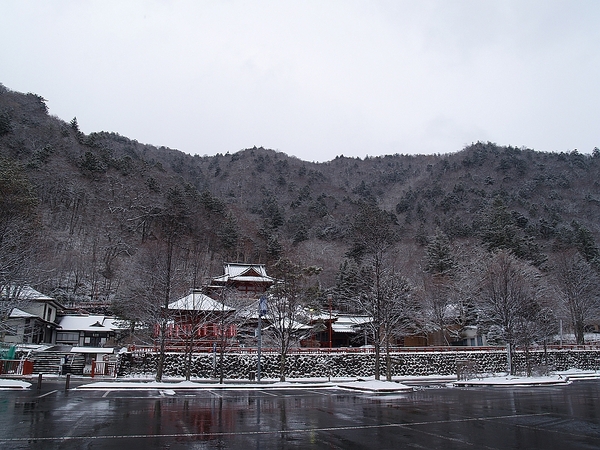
top-left (1, 379), bottom-right (599, 449)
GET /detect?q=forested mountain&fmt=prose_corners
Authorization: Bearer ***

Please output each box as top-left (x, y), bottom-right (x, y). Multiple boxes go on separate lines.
top-left (1, 84), bottom-right (599, 316)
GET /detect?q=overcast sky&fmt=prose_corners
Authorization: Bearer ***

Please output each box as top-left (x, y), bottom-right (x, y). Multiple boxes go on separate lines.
top-left (2, 1), bottom-right (599, 162)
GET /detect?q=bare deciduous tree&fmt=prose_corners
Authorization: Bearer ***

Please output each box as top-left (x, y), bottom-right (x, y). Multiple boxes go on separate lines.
top-left (552, 251), bottom-right (600, 344)
top-left (476, 250), bottom-right (552, 375)
top-left (378, 271), bottom-right (415, 380)
top-left (343, 203), bottom-right (400, 380)
top-left (0, 158), bottom-right (40, 334)
top-left (337, 261), bottom-right (418, 380)
top-left (420, 274), bottom-right (454, 345)
top-left (212, 287), bottom-right (255, 384)
top-left (266, 258), bottom-right (320, 381)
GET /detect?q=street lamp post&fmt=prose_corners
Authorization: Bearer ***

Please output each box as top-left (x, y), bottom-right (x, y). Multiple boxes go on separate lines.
top-left (257, 296), bottom-right (268, 382)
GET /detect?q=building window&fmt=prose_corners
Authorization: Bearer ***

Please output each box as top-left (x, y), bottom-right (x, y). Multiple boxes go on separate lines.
top-left (56, 332), bottom-right (80, 342)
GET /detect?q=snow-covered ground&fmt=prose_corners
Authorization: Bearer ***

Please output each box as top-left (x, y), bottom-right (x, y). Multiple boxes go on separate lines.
top-left (454, 369), bottom-right (600, 387)
top-left (337, 379), bottom-right (413, 392)
top-left (71, 378), bottom-right (415, 393)
top-left (0, 379), bottom-right (31, 389)
top-left (454, 375), bottom-right (570, 386)
top-left (1, 370), bottom-right (598, 391)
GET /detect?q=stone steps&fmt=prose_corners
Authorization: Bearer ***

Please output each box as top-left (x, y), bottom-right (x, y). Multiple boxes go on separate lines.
top-left (30, 351), bottom-right (86, 375)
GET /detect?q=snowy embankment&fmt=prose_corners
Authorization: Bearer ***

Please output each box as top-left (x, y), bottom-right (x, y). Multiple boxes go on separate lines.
top-left (74, 369), bottom-right (600, 391)
top-left (454, 369), bottom-right (600, 387)
top-left (337, 379), bottom-right (413, 392)
top-left (73, 378), bottom-right (414, 393)
top-left (72, 377), bottom-right (414, 393)
top-left (1, 370), bottom-right (598, 391)
top-left (454, 375), bottom-right (570, 387)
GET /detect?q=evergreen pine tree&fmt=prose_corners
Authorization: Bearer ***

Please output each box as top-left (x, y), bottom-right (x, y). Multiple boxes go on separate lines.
top-left (424, 228), bottom-right (455, 276)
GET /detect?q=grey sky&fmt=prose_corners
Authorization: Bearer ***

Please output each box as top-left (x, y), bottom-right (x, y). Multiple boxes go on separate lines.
top-left (2, 1), bottom-right (599, 162)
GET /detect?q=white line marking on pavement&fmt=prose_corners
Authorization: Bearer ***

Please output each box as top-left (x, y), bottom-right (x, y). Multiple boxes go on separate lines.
top-left (1, 413), bottom-right (566, 444)
top-left (258, 390), bottom-right (278, 397)
top-left (36, 390), bottom-right (58, 399)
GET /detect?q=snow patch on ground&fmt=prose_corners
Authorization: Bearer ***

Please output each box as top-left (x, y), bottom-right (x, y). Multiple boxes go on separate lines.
top-left (0, 379), bottom-right (32, 389)
top-left (1, 369), bottom-right (598, 390)
top-left (454, 370), bottom-right (600, 386)
top-left (454, 375), bottom-right (570, 386)
top-left (159, 389), bottom-right (176, 396)
top-left (337, 379), bottom-right (413, 392)
top-left (556, 369), bottom-right (600, 379)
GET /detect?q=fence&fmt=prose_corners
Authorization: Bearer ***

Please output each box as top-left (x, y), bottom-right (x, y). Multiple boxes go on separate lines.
top-left (91, 360), bottom-right (117, 378)
top-left (127, 344), bottom-right (600, 355)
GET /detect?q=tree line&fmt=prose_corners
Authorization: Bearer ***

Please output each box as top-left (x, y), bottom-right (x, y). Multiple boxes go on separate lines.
top-left (2, 85), bottom-right (600, 381)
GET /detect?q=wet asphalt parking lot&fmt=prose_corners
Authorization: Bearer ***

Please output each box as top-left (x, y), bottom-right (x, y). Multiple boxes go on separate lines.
top-left (1, 379), bottom-right (599, 449)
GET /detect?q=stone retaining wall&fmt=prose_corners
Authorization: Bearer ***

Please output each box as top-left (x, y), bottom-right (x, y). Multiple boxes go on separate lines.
top-left (118, 349), bottom-right (600, 379)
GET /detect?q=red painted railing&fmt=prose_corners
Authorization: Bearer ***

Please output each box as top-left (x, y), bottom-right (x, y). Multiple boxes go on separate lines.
top-left (127, 344), bottom-right (600, 355)
top-left (0, 359), bottom-right (34, 375)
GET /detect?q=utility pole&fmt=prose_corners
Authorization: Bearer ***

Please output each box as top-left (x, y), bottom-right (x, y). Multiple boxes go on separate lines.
top-left (328, 294), bottom-right (333, 350)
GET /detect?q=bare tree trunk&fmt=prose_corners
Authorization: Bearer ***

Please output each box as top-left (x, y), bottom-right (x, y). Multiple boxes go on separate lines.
top-left (156, 235), bottom-right (174, 382)
top-left (374, 328), bottom-right (381, 381)
top-left (184, 330), bottom-right (195, 381)
top-left (385, 334), bottom-right (392, 381)
top-left (218, 346), bottom-right (225, 384)
top-left (279, 331), bottom-right (289, 382)
top-left (156, 319), bottom-right (167, 382)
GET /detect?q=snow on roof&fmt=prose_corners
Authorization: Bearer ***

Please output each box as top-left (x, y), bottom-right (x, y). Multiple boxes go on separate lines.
top-left (167, 291), bottom-right (233, 312)
top-left (339, 315), bottom-right (372, 325)
top-left (266, 317), bottom-right (311, 331)
top-left (1, 285), bottom-right (54, 301)
top-left (9, 307), bottom-right (60, 325)
top-left (1, 286), bottom-right (66, 311)
top-left (102, 317), bottom-right (129, 330)
top-left (332, 323), bottom-right (359, 333)
top-left (225, 263), bottom-right (269, 278)
top-left (314, 313), bottom-right (372, 324)
top-left (212, 263), bottom-right (275, 284)
top-left (70, 347), bottom-right (115, 354)
top-left (58, 315), bottom-right (119, 332)
top-left (8, 308), bottom-right (37, 319)
top-left (229, 276), bottom-right (273, 283)
top-left (331, 316), bottom-right (371, 333)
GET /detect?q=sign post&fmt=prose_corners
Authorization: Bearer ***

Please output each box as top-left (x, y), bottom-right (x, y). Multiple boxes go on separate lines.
top-left (212, 342), bottom-right (217, 378)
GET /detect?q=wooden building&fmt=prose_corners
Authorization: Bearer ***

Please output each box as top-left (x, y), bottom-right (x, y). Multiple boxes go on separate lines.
top-left (206, 263), bottom-right (275, 298)
top-left (2, 286), bottom-right (63, 345)
top-left (157, 290), bottom-right (236, 348)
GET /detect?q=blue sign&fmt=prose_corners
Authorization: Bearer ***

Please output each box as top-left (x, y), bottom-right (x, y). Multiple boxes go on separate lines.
top-left (259, 296), bottom-right (268, 317)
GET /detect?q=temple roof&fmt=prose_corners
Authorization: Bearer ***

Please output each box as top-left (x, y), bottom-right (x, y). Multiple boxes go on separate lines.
top-left (211, 263), bottom-right (275, 284)
top-left (58, 315), bottom-right (124, 332)
top-left (167, 290), bottom-right (233, 312)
